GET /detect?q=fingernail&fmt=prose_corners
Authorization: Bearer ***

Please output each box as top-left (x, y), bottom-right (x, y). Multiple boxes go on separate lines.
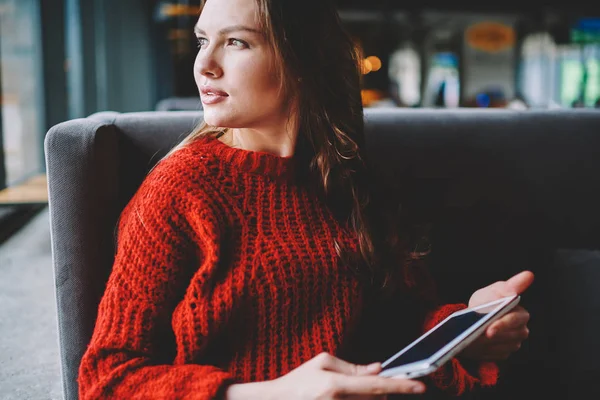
top-left (366, 363), bottom-right (381, 372)
top-left (412, 384), bottom-right (425, 393)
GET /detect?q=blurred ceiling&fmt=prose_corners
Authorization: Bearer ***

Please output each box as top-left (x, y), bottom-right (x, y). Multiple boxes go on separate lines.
top-left (334, 0), bottom-right (598, 14)
top-left (333, 0), bottom-right (594, 46)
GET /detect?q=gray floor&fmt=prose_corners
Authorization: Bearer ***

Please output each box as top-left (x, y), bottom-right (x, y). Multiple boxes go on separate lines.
top-left (0, 206), bottom-right (63, 400)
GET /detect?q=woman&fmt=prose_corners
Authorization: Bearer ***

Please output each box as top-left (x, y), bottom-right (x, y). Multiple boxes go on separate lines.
top-left (78, 0), bottom-right (533, 398)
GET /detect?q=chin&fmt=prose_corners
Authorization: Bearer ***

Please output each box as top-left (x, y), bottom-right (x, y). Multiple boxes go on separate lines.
top-left (202, 110), bottom-right (230, 127)
top-left (202, 109), bottom-right (244, 129)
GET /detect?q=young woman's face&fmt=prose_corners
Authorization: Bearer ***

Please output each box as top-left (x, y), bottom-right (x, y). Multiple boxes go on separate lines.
top-left (194, 0), bottom-right (289, 129)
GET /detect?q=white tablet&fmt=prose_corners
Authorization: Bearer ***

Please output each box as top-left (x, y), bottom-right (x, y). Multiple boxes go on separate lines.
top-left (379, 294), bottom-right (520, 379)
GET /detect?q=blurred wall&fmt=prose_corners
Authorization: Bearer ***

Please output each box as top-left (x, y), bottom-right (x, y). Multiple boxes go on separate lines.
top-left (65, 0), bottom-right (156, 115)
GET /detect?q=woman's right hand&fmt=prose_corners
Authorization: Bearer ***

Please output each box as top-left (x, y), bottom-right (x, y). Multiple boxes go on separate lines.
top-left (225, 352), bottom-right (426, 399)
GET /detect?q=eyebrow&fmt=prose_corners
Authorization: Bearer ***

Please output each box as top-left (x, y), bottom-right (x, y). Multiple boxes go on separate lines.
top-left (194, 25), bottom-right (262, 36)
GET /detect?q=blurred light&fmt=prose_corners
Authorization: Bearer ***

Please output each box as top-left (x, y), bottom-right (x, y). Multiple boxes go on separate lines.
top-left (168, 29), bottom-right (190, 40)
top-left (366, 56), bottom-right (381, 72)
top-left (434, 52), bottom-right (458, 68)
top-left (466, 21), bottom-right (515, 53)
top-left (361, 89), bottom-right (384, 106)
top-left (159, 4), bottom-right (201, 18)
top-left (362, 58), bottom-right (373, 74)
top-left (576, 17), bottom-right (600, 31)
top-left (476, 93), bottom-right (491, 107)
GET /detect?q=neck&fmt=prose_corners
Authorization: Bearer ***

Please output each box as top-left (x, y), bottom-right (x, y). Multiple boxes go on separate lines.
top-left (221, 112), bottom-right (299, 158)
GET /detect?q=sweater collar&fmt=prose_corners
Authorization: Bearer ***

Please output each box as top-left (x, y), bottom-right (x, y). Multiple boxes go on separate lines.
top-left (200, 135), bottom-right (296, 181)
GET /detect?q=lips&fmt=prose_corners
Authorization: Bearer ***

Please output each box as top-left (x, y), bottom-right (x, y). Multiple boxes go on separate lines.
top-left (200, 86), bottom-right (228, 105)
top-left (200, 86), bottom-right (228, 97)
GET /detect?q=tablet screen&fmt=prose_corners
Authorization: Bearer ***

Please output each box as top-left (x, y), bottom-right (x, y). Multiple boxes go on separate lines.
top-left (382, 306), bottom-right (493, 370)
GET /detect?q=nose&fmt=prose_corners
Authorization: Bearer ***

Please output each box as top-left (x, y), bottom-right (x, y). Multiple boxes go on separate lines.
top-left (195, 47), bottom-right (223, 79)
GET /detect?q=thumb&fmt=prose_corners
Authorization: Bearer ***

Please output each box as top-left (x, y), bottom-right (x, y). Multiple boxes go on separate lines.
top-left (504, 270), bottom-right (534, 295)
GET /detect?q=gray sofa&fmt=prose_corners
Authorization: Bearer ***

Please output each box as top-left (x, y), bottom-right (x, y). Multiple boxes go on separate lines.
top-left (45, 108), bottom-right (600, 400)
top-left (155, 97), bottom-right (203, 111)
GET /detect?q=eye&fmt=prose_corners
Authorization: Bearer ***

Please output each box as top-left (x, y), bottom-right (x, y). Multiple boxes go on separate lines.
top-left (227, 38), bottom-right (249, 48)
top-left (196, 37), bottom-right (208, 49)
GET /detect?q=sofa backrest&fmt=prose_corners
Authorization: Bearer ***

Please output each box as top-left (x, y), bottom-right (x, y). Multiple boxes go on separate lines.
top-left (45, 108), bottom-right (600, 400)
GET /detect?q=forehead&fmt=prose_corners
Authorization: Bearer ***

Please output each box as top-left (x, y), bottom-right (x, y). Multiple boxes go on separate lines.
top-left (197, 0), bottom-right (259, 28)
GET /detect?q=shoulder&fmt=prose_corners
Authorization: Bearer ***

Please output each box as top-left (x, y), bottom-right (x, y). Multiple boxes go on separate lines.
top-left (137, 136), bottom-right (232, 204)
top-left (120, 138), bottom-right (224, 232)
top-left (148, 138), bottom-right (218, 190)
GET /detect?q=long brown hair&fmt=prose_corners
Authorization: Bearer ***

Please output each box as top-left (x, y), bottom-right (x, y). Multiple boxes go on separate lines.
top-left (174, 0), bottom-right (415, 294)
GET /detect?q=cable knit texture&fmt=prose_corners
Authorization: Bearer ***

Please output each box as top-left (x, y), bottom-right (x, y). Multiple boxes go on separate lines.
top-left (78, 136), bottom-right (498, 399)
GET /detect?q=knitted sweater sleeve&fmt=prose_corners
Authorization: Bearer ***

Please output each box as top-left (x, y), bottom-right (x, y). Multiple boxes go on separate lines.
top-left (402, 259), bottom-right (498, 396)
top-left (422, 304), bottom-right (499, 396)
top-left (78, 171), bottom-right (234, 399)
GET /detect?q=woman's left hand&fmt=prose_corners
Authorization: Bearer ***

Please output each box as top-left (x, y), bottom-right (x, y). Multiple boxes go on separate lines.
top-left (460, 270), bottom-right (534, 361)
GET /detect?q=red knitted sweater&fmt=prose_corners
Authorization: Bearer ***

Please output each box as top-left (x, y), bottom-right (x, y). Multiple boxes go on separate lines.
top-left (78, 136), bottom-right (498, 399)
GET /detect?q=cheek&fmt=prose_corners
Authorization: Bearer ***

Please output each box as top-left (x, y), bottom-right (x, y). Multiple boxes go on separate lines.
top-left (245, 74), bottom-right (285, 112)
top-left (236, 56), bottom-right (280, 94)
top-left (193, 56), bottom-right (202, 86)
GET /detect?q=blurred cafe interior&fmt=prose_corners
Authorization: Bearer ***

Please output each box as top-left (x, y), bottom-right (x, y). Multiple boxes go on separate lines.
top-left (0, 0), bottom-right (599, 190)
top-left (0, 1), bottom-right (599, 399)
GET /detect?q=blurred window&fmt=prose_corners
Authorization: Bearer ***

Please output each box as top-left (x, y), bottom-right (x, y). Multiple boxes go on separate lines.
top-left (0, 0), bottom-right (45, 185)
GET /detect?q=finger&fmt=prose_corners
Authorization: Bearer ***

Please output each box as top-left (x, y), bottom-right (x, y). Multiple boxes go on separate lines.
top-left (487, 327), bottom-right (529, 343)
top-left (346, 395), bottom-right (388, 400)
top-left (472, 341), bottom-right (524, 361)
top-left (335, 375), bottom-right (426, 396)
top-left (488, 307), bottom-right (528, 328)
top-left (504, 270), bottom-right (535, 295)
top-left (487, 308), bottom-right (530, 335)
top-left (314, 352), bottom-right (380, 376)
top-left (473, 343), bottom-right (522, 361)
